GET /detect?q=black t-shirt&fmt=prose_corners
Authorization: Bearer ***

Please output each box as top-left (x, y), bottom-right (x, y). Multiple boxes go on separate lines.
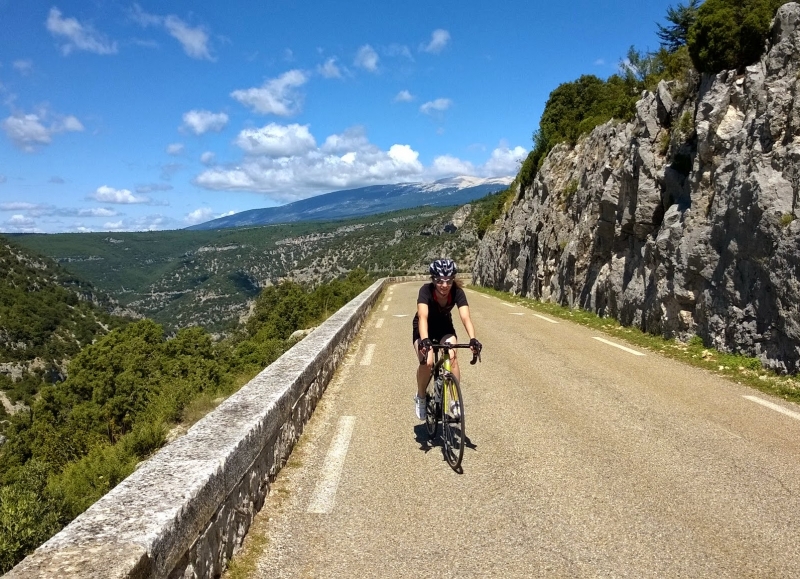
top-left (412, 283), bottom-right (469, 341)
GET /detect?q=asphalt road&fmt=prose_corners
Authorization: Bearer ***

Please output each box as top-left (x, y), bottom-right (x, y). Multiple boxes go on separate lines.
top-left (239, 281), bottom-right (800, 578)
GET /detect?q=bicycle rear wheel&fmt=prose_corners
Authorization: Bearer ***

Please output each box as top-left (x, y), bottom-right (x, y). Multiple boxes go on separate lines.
top-left (441, 373), bottom-right (465, 469)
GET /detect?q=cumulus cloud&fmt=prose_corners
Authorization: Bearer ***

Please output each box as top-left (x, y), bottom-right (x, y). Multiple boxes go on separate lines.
top-left (2, 111), bottom-right (84, 152)
top-left (195, 125), bottom-right (426, 199)
top-left (394, 90), bottom-right (414, 103)
top-left (421, 29), bottom-right (450, 54)
top-left (184, 207), bottom-right (236, 225)
top-left (46, 8), bottom-right (118, 56)
top-left (317, 58), bottom-right (342, 79)
top-left (0, 202), bottom-right (39, 211)
top-left (130, 5), bottom-right (213, 60)
top-left (420, 98), bottom-right (452, 115)
top-left (235, 123), bottom-right (316, 157)
top-left (200, 151), bottom-right (216, 165)
top-left (2, 214), bottom-right (39, 233)
top-left (354, 45), bottom-right (379, 72)
top-left (181, 110), bottom-right (228, 135)
top-left (482, 145), bottom-right (527, 177)
top-left (90, 185), bottom-right (151, 204)
top-left (166, 143), bottom-right (184, 156)
top-left (231, 70), bottom-right (308, 116)
top-left (430, 155), bottom-right (475, 177)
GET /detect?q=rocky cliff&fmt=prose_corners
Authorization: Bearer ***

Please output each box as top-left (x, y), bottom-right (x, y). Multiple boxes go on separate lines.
top-left (474, 3), bottom-right (800, 372)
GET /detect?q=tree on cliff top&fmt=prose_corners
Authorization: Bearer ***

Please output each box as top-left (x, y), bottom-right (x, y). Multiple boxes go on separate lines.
top-left (688, 0), bottom-right (789, 73)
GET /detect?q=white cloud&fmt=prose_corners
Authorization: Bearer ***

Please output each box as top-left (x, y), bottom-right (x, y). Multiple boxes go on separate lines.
top-left (90, 185), bottom-right (150, 204)
top-left (200, 151), bottom-right (216, 165)
top-left (317, 58), bottom-right (342, 79)
top-left (13, 60), bottom-right (33, 75)
top-left (354, 45), bottom-right (379, 72)
top-left (231, 70), bottom-right (308, 116)
top-left (386, 44), bottom-right (413, 60)
top-left (182, 110), bottom-right (228, 135)
top-left (431, 155), bottom-right (476, 177)
top-left (2, 214), bottom-right (39, 233)
top-left (421, 29), bottom-right (450, 54)
top-left (482, 145), bottom-right (527, 177)
top-left (2, 111), bottom-right (84, 152)
top-left (46, 8), bottom-right (117, 56)
top-left (184, 207), bottom-right (235, 224)
top-left (234, 123), bottom-right (316, 157)
top-left (0, 202), bottom-right (38, 211)
top-left (195, 125), bottom-right (424, 199)
top-left (104, 220), bottom-right (125, 230)
top-left (79, 207), bottom-right (118, 217)
top-left (394, 90), bottom-right (414, 103)
top-left (131, 5), bottom-right (213, 60)
top-left (166, 143), bottom-right (184, 156)
top-left (185, 207), bottom-right (214, 224)
top-left (420, 98), bottom-right (452, 115)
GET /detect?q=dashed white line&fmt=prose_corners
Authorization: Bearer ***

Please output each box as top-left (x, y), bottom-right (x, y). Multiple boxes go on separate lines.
top-left (510, 312), bottom-right (524, 316)
top-left (592, 337), bottom-right (645, 356)
top-left (502, 303), bottom-right (516, 308)
top-left (744, 395), bottom-right (800, 422)
top-left (307, 416), bottom-right (356, 514)
top-left (533, 313), bottom-right (559, 324)
top-left (387, 297), bottom-right (392, 302)
top-left (393, 314), bottom-right (409, 318)
top-left (360, 344), bottom-right (376, 365)
top-left (375, 318), bottom-right (384, 328)
top-left (382, 305), bottom-right (388, 311)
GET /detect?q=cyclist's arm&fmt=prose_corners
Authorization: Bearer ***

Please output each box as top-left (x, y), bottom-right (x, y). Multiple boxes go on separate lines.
top-left (417, 302), bottom-right (430, 340)
top-left (457, 305), bottom-right (476, 340)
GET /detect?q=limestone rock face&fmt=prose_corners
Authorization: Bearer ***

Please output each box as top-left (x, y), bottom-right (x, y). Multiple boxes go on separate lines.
top-left (473, 3), bottom-right (800, 372)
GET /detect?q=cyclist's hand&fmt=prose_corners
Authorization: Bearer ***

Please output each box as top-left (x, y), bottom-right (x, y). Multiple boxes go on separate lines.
top-left (419, 338), bottom-right (433, 363)
top-left (469, 337), bottom-right (482, 353)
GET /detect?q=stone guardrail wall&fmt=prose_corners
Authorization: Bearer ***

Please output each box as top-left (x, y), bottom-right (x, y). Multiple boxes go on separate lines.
top-left (7, 279), bottom-right (386, 579)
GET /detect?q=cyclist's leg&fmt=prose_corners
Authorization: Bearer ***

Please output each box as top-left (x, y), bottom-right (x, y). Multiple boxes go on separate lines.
top-left (413, 339), bottom-right (433, 399)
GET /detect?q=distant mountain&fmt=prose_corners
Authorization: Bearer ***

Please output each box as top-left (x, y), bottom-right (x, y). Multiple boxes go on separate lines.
top-left (186, 176), bottom-right (511, 231)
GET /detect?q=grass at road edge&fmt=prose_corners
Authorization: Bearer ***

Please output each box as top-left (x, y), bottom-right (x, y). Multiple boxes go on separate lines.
top-left (470, 285), bottom-right (800, 406)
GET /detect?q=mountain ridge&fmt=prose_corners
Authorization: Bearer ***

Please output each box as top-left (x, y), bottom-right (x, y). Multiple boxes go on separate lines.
top-left (187, 176), bottom-right (511, 231)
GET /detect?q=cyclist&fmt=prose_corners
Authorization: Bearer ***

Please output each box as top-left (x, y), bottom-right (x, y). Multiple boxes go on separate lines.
top-left (413, 258), bottom-right (482, 420)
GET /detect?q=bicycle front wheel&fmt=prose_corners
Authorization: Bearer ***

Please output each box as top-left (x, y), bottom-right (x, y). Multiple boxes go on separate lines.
top-left (424, 381), bottom-right (438, 438)
top-left (441, 374), bottom-right (465, 469)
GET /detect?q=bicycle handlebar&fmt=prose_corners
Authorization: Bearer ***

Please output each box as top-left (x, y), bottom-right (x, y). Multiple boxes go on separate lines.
top-left (431, 343), bottom-right (482, 365)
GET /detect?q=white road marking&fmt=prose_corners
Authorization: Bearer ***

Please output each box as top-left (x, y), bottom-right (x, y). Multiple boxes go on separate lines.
top-left (360, 344), bottom-right (376, 365)
top-left (744, 396), bottom-right (800, 422)
top-left (502, 303), bottom-right (516, 308)
top-left (375, 318), bottom-right (384, 328)
top-left (510, 312), bottom-right (524, 316)
top-left (393, 314), bottom-right (409, 318)
top-left (387, 297), bottom-right (392, 302)
top-left (533, 313), bottom-right (559, 324)
top-left (382, 305), bottom-right (388, 311)
top-left (592, 337), bottom-right (645, 356)
top-left (307, 416), bottom-right (356, 514)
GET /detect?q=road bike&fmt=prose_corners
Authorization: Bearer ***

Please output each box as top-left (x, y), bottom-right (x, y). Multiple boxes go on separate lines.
top-left (424, 342), bottom-right (481, 470)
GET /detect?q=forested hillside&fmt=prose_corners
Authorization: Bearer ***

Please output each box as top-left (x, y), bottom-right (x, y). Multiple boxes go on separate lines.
top-left (0, 265), bottom-right (371, 571)
top-left (0, 237), bottom-right (132, 409)
top-left (11, 198), bottom-right (505, 335)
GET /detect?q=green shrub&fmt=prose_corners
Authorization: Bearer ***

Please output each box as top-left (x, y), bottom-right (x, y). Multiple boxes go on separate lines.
top-left (688, 0), bottom-right (787, 73)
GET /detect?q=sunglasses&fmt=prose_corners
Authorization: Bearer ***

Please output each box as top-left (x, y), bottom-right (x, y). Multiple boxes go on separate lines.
top-left (434, 278), bottom-right (454, 285)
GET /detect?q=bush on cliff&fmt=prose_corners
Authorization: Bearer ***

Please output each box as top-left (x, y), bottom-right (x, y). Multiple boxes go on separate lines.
top-left (688, 0), bottom-right (788, 73)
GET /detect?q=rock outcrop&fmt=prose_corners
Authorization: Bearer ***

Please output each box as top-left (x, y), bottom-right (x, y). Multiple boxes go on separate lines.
top-left (474, 3), bottom-right (800, 372)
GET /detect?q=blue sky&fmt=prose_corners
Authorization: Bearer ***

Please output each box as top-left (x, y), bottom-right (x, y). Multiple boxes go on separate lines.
top-left (0, 0), bottom-right (671, 234)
